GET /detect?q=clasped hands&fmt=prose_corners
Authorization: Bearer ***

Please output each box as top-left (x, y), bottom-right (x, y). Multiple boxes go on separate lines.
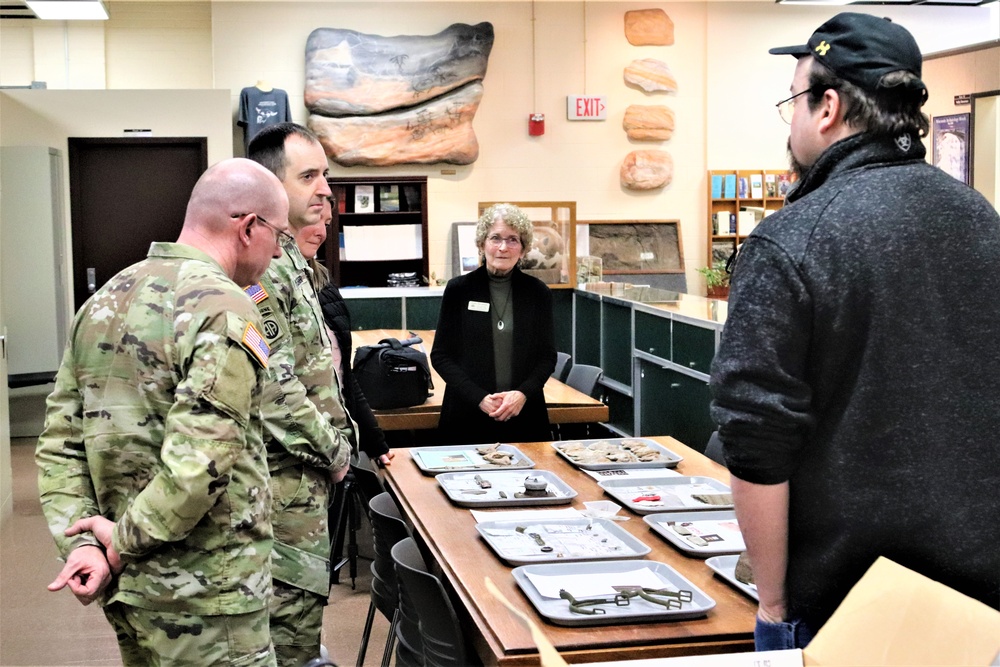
top-left (479, 390), bottom-right (526, 422)
top-left (47, 516), bottom-right (123, 606)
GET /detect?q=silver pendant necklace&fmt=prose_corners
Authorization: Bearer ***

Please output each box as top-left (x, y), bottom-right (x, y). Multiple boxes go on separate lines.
top-left (489, 283), bottom-right (513, 331)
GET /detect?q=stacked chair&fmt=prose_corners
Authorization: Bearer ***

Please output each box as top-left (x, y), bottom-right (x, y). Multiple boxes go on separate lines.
top-left (391, 537), bottom-right (472, 667)
top-left (356, 492), bottom-right (410, 667)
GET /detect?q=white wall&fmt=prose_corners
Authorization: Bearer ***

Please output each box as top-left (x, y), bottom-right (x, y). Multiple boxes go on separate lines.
top-left (0, 89), bottom-right (233, 335)
top-left (1, 1), bottom-right (996, 288)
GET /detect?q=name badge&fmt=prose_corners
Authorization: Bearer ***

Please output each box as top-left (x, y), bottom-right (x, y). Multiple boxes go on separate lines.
top-left (468, 300), bottom-right (490, 312)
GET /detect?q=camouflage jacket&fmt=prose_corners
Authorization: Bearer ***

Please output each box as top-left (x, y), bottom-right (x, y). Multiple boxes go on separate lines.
top-left (249, 238), bottom-right (354, 596)
top-left (36, 243), bottom-right (273, 615)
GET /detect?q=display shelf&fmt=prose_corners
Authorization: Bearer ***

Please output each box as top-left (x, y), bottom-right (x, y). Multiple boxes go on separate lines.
top-left (323, 175), bottom-right (429, 287)
top-left (707, 169), bottom-right (791, 269)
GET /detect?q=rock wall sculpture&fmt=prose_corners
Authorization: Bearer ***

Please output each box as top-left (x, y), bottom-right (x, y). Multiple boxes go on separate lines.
top-left (624, 9), bottom-right (674, 46)
top-left (305, 22), bottom-right (494, 167)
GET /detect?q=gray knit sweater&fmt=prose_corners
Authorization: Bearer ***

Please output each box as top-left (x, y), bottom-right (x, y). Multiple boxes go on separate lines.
top-left (711, 131), bottom-right (1000, 624)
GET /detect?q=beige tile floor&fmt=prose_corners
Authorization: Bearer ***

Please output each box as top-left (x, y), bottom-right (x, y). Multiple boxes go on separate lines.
top-left (1, 438), bottom-right (391, 667)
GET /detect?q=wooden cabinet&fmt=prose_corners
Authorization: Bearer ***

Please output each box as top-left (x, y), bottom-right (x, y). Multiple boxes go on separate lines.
top-left (324, 175), bottom-right (429, 287)
top-left (707, 169), bottom-right (790, 267)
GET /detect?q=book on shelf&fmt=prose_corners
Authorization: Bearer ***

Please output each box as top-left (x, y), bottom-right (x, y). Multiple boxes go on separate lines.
top-left (379, 185), bottom-right (400, 212)
top-left (400, 184), bottom-right (421, 212)
top-left (723, 174), bottom-right (736, 199)
top-left (729, 213), bottom-right (737, 234)
top-left (738, 177), bottom-right (748, 199)
top-left (778, 174), bottom-right (792, 197)
top-left (354, 185), bottom-right (375, 213)
top-left (331, 185), bottom-right (347, 214)
top-left (750, 174), bottom-right (763, 199)
top-left (713, 211), bottom-right (730, 235)
top-left (764, 174), bottom-right (777, 198)
top-left (711, 175), bottom-right (724, 199)
top-left (737, 210), bottom-right (757, 236)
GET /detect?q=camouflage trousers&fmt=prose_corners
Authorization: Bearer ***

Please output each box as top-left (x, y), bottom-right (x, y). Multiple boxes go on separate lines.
top-left (103, 602), bottom-right (275, 667)
top-left (269, 580), bottom-right (326, 667)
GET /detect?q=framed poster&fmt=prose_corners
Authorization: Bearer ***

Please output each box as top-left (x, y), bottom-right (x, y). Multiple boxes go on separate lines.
top-left (450, 222), bottom-right (480, 276)
top-left (579, 220), bottom-right (683, 274)
top-left (932, 113), bottom-right (970, 185)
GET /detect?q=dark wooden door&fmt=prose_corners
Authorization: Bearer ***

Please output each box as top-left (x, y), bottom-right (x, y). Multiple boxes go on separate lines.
top-left (68, 137), bottom-right (207, 309)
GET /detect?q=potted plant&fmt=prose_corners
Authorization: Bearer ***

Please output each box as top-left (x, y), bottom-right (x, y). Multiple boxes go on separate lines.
top-left (697, 261), bottom-right (730, 299)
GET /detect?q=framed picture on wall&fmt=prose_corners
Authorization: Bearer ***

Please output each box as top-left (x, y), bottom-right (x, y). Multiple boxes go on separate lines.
top-left (932, 113), bottom-right (970, 185)
top-left (450, 222), bottom-right (480, 276)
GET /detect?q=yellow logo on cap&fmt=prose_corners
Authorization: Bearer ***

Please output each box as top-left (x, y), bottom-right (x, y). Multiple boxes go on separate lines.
top-left (815, 41), bottom-right (831, 56)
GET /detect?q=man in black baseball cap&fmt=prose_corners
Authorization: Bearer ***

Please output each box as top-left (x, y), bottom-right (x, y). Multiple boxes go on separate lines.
top-left (769, 12), bottom-right (925, 95)
top-left (711, 11), bottom-right (1000, 654)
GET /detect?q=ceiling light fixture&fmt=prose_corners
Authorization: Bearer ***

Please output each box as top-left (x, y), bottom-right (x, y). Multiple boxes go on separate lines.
top-left (25, 0), bottom-right (109, 20)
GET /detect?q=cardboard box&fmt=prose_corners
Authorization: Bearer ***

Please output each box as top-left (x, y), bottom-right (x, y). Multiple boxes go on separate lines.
top-left (566, 558), bottom-right (1000, 667)
top-left (802, 557), bottom-right (1000, 665)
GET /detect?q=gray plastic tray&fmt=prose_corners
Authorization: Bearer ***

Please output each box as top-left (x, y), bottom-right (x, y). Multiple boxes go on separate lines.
top-left (411, 444), bottom-right (535, 476)
top-left (436, 469), bottom-right (577, 508)
top-left (706, 555), bottom-right (759, 601)
top-left (551, 437), bottom-right (682, 470)
top-left (644, 511), bottom-right (745, 557)
top-left (511, 560), bottom-right (715, 626)
top-left (598, 476), bottom-right (733, 514)
top-left (475, 518), bottom-right (651, 566)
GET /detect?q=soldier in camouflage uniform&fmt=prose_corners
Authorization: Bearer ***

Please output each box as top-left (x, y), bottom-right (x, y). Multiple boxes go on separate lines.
top-left (36, 159), bottom-right (290, 667)
top-left (248, 123), bottom-right (356, 667)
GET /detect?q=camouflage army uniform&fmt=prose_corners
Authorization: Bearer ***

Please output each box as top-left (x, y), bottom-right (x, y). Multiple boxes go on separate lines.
top-left (36, 243), bottom-right (275, 667)
top-left (249, 237), bottom-right (354, 665)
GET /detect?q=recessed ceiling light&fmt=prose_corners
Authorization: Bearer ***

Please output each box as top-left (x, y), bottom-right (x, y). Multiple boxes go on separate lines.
top-left (25, 1), bottom-right (109, 20)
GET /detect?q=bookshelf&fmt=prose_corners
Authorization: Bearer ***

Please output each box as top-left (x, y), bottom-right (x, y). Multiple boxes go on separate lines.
top-left (707, 169), bottom-right (791, 268)
top-left (323, 175), bottom-right (429, 287)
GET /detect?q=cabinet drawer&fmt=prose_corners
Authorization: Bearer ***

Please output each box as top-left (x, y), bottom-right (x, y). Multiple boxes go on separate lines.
top-left (405, 296), bottom-right (442, 330)
top-left (349, 298), bottom-right (402, 330)
top-left (601, 301), bottom-right (631, 386)
top-left (574, 293), bottom-right (601, 367)
top-left (635, 310), bottom-right (671, 360)
top-left (672, 321), bottom-right (715, 374)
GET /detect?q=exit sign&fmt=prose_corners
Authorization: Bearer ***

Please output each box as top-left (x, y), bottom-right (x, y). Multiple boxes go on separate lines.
top-left (567, 95), bottom-right (607, 120)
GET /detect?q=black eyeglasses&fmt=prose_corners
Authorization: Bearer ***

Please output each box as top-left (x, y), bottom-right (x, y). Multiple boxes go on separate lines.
top-left (233, 213), bottom-right (294, 245)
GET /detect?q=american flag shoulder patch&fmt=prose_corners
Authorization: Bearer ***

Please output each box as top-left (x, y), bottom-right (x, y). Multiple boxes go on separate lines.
top-left (244, 283), bottom-right (268, 304)
top-left (242, 322), bottom-right (270, 367)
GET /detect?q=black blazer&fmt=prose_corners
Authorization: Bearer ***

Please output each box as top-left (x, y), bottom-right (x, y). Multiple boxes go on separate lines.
top-left (431, 265), bottom-right (556, 445)
top-left (317, 283), bottom-right (390, 459)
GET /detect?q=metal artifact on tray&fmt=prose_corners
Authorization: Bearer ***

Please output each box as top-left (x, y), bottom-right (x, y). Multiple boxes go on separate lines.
top-left (706, 554), bottom-right (759, 601)
top-left (598, 476), bottom-right (734, 514)
top-left (410, 443), bottom-right (535, 476)
top-left (511, 560), bottom-right (716, 626)
top-left (644, 510), bottom-right (746, 557)
top-left (436, 469), bottom-right (577, 508)
top-left (552, 437), bottom-right (682, 470)
top-left (475, 518), bottom-right (651, 566)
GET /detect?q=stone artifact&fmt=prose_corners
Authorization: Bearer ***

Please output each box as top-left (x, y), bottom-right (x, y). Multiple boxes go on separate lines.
top-left (310, 83), bottom-right (483, 167)
top-left (624, 9), bottom-right (674, 46)
top-left (623, 58), bottom-right (678, 93)
top-left (304, 22), bottom-right (494, 166)
top-left (623, 105), bottom-right (675, 141)
top-left (620, 150), bottom-right (673, 190)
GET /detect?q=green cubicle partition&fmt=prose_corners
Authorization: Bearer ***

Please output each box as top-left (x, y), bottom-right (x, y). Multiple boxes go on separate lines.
top-left (574, 289), bottom-right (726, 452)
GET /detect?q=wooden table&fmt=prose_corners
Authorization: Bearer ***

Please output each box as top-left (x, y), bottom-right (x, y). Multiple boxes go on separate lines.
top-left (353, 329), bottom-right (609, 431)
top-left (383, 437), bottom-right (757, 666)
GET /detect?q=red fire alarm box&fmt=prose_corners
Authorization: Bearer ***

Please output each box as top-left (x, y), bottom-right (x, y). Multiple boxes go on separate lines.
top-left (529, 113), bottom-right (545, 136)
